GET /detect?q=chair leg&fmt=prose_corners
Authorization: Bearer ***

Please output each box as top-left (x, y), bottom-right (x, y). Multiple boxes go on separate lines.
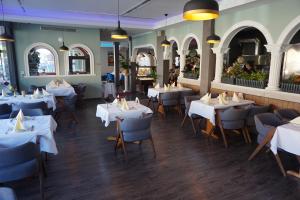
top-left (150, 137), bottom-right (156, 158)
top-left (245, 127), bottom-right (252, 143)
top-left (242, 129), bottom-right (249, 144)
top-left (120, 134), bottom-right (128, 162)
top-left (219, 126), bottom-right (228, 148)
top-left (114, 133), bottom-right (121, 152)
top-left (274, 154), bottom-right (287, 177)
top-left (248, 128), bottom-right (276, 161)
top-left (181, 114), bottom-right (188, 127)
top-left (71, 112), bottom-right (79, 124)
top-left (190, 117), bottom-right (197, 134)
top-left (39, 161), bottom-right (45, 200)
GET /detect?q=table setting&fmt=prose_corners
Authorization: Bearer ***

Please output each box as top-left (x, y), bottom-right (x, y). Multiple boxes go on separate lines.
top-left (147, 83), bottom-right (192, 98)
top-left (46, 79), bottom-right (76, 97)
top-left (0, 110), bottom-right (58, 154)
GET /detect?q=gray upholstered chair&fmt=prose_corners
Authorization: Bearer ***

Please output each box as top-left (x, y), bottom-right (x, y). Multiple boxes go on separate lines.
top-left (0, 142), bottom-right (44, 199)
top-left (116, 114), bottom-right (156, 161)
top-left (248, 113), bottom-right (286, 176)
top-left (9, 108), bottom-right (44, 118)
top-left (274, 108), bottom-right (300, 121)
top-left (159, 92), bottom-right (180, 117)
top-left (0, 104), bottom-right (12, 119)
top-left (181, 95), bottom-right (202, 134)
top-left (218, 107), bottom-right (250, 148)
top-left (0, 188), bottom-right (17, 200)
top-left (17, 102), bottom-right (49, 115)
top-left (179, 90), bottom-right (195, 106)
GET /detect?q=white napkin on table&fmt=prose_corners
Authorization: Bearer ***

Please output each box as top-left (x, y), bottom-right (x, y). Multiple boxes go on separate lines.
top-left (290, 117), bottom-right (300, 125)
top-left (201, 93), bottom-right (211, 104)
top-left (62, 79), bottom-right (71, 87)
top-left (16, 109), bottom-right (24, 122)
top-left (135, 97), bottom-right (140, 104)
top-left (121, 98), bottom-right (129, 110)
top-left (238, 93), bottom-right (244, 100)
top-left (32, 89), bottom-right (41, 99)
top-left (177, 83), bottom-right (183, 88)
top-left (171, 82), bottom-right (176, 88)
top-left (221, 92), bottom-right (227, 99)
top-left (232, 92), bottom-right (240, 102)
top-left (14, 117), bottom-right (25, 132)
top-left (47, 80), bottom-right (57, 89)
top-left (218, 94), bottom-right (228, 105)
top-left (42, 89), bottom-right (50, 96)
top-left (154, 83), bottom-right (160, 89)
top-left (1, 89), bottom-right (6, 97)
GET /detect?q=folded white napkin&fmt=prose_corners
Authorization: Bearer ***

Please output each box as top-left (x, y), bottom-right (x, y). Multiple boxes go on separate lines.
top-left (47, 80), bottom-right (57, 89)
top-left (1, 89), bottom-right (6, 97)
top-left (112, 98), bottom-right (118, 104)
top-left (14, 117), bottom-right (25, 132)
top-left (16, 109), bottom-right (24, 121)
top-left (121, 98), bottom-right (129, 110)
top-left (218, 94), bottom-right (228, 105)
top-left (164, 84), bottom-right (169, 91)
top-left (171, 82), bottom-right (176, 88)
top-left (42, 89), bottom-right (50, 96)
top-left (177, 83), bottom-right (183, 88)
top-left (232, 92), bottom-right (240, 102)
top-left (221, 92), bottom-right (227, 99)
top-left (32, 89), bottom-right (41, 99)
top-left (238, 93), bottom-right (244, 100)
top-left (154, 83), bottom-right (160, 89)
top-left (290, 117), bottom-right (300, 125)
top-left (135, 97), bottom-right (140, 104)
top-left (201, 93), bottom-right (211, 104)
top-left (62, 79), bottom-right (71, 87)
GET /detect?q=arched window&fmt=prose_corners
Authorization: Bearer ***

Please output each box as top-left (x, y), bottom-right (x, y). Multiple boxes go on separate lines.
top-left (66, 44), bottom-right (94, 75)
top-left (183, 38), bottom-right (200, 80)
top-left (25, 43), bottom-right (59, 76)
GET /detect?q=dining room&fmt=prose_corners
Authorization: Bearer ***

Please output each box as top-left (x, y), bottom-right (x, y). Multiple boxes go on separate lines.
top-left (0, 0), bottom-right (300, 200)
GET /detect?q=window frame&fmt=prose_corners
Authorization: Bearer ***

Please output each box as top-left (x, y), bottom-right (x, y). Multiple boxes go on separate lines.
top-left (24, 42), bottom-right (60, 77)
top-left (64, 44), bottom-right (95, 76)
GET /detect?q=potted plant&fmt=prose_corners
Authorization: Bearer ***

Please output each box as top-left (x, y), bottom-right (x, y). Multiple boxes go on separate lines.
top-left (28, 49), bottom-right (40, 76)
top-left (221, 61), bottom-right (244, 85)
top-left (281, 74), bottom-right (300, 93)
top-left (236, 71), bottom-right (268, 89)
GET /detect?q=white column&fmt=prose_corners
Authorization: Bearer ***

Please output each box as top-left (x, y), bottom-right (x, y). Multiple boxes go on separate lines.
top-left (265, 44), bottom-right (285, 91)
top-left (179, 49), bottom-right (189, 78)
top-left (212, 47), bottom-right (230, 83)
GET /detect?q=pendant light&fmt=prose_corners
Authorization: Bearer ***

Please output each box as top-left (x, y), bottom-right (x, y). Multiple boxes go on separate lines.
top-left (111, 0), bottom-right (128, 40)
top-left (183, 0), bottom-right (219, 21)
top-left (59, 31), bottom-right (69, 52)
top-left (206, 19), bottom-right (220, 44)
top-left (0, 0), bottom-right (14, 42)
top-left (161, 14), bottom-right (170, 47)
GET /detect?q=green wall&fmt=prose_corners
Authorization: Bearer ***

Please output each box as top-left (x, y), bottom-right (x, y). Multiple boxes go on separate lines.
top-left (14, 23), bottom-right (102, 98)
top-left (132, 31), bottom-right (157, 48)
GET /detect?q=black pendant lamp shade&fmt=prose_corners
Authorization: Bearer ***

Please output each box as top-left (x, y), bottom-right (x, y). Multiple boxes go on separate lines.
top-left (0, 0), bottom-right (14, 42)
top-left (111, 21), bottom-right (128, 40)
top-left (161, 13), bottom-right (170, 47)
top-left (161, 37), bottom-right (171, 47)
top-left (59, 42), bottom-right (69, 52)
top-left (111, 0), bottom-right (128, 40)
top-left (207, 34), bottom-right (220, 44)
top-left (183, 0), bottom-right (219, 21)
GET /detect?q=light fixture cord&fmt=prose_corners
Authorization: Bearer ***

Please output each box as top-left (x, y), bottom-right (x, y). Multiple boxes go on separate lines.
top-left (1, 0), bottom-right (4, 27)
top-left (117, 0), bottom-right (120, 26)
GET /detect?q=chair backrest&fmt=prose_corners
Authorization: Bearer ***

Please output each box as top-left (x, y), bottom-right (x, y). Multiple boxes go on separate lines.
top-left (184, 95), bottom-right (201, 113)
top-left (160, 92), bottom-right (179, 106)
top-left (120, 114), bottom-right (152, 142)
top-left (64, 95), bottom-right (77, 111)
top-left (0, 104), bottom-right (12, 119)
top-left (10, 108), bottom-right (44, 118)
top-left (274, 109), bottom-right (300, 121)
top-left (0, 187), bottom-right (17, 200)
top-left (18, 102), bottom-right (48, 114)
top-left (179, 90), bottom-right (195, 105)
top-left (246, 104), bottom-right (271, 126)
top-left (220, 107), bottom-right (249, 129)
top-left (0, 142), bottom-right (38, 182)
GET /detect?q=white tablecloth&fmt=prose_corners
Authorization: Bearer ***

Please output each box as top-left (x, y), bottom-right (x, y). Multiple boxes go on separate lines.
top-left (0, 95), bottom-right (57, 110)
top-left (103, 82), bottom-right (116, 98)
top-left (46, 86), bottom-right (76, 97)
top-left (271, 123), bottom-right (300, 156)
top-left (0, 115), bottom-right (58, 154)
top-left (96, 101), bottom-right (153, 127)
top-left (147, 87), bottom-right (192, 98)
top-left (188, 98), bottom-right (254, 126)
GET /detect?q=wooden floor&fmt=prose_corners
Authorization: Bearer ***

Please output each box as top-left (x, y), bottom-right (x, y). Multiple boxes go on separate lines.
top-left (8, 99), bottom-right (300, 200)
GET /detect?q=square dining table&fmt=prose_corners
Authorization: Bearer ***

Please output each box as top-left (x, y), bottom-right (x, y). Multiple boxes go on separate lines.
top-left (0, 115), bottom-right (58, 154)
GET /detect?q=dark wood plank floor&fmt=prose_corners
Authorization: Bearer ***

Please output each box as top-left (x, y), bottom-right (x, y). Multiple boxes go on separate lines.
top-left (8, 99), bottom-right (300, 200)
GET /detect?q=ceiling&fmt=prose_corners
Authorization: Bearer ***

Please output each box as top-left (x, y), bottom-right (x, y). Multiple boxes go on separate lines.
top-left (3, 0), bottom-right (260, 34)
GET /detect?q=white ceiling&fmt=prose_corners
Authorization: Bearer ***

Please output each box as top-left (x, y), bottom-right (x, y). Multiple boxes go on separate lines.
top-left (3, 0), bottom-right (260, 34)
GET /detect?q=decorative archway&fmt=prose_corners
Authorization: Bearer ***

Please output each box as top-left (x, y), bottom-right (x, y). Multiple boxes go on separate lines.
top-left (277, 15), bottom-right (300, 48)
top-left (132, 44), bottom-right (157, 64)
top-left (168, 37), bottom-right (180, 69)
top-left (212, 20), bottom-right (274, 84)
top-left (64, 43), bottom-right (95, 75)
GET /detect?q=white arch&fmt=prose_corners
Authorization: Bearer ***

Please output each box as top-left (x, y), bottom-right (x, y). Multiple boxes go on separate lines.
top-left (24, 42), bottom-right (60, 77)
top-left (64, 43), bottom-right (95, 75)
top-left (218, 20), bottom-right (274, 51)
top-left (168, 36), bottom-right (181, 52)
top-left (132, 44), bottom-right (157, 64)
top-left (181, 33), bottom-right (201, 53)
top-left (277, 15), bottom-right (300, 48)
